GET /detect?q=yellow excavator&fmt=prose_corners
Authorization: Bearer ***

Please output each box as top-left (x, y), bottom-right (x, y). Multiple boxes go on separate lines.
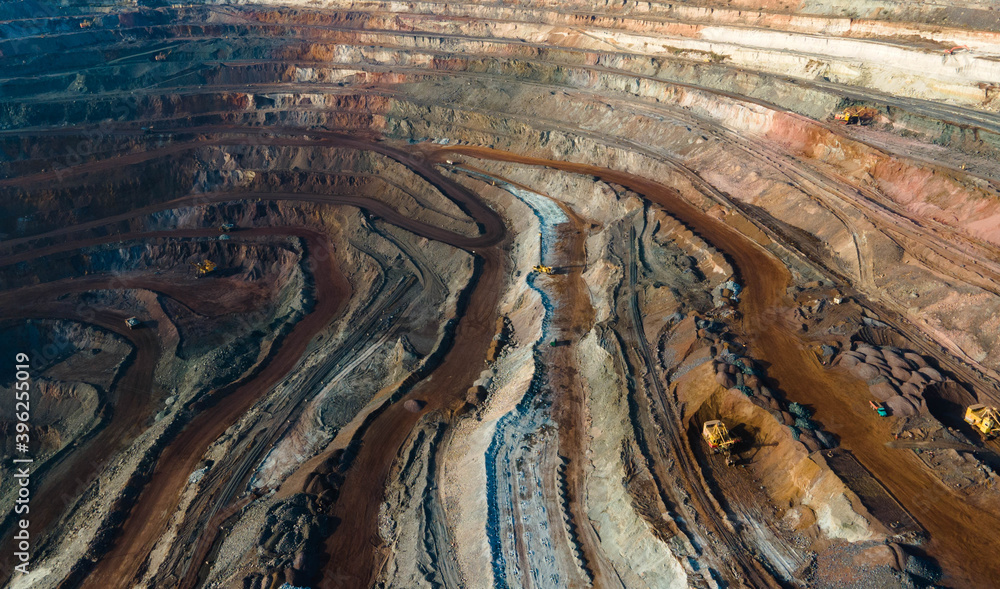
top-left (191, 260), bottom-right (217, 277)
top-left (533, 232), bottom-right (553, 274)
top-left (703, 420), bottom-right (738, 464)
top-left (965, 404), bottom-right (1000, 439)
top-left (834, 106), bottom-right (878, 125)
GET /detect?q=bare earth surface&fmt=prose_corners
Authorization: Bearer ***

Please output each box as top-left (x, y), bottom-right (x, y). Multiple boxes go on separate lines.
top-left (2, 1), bottom-right (1000, 588)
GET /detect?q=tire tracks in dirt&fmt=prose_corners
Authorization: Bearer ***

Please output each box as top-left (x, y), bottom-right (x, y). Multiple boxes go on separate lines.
top-left (1, 129), bottom-right (505, 587)
top-left (72, 228), bottom-right (351, 589)
top-left (67, 139), bottom-right (504, 587)
top-left (447, 147), bottom-right (781, 587)
top-left (440, 144), bottom-right (1000, 587)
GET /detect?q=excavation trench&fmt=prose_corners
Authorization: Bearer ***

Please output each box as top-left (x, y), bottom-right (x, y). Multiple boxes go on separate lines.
top-left (464, 165), bottom-right (611, 587)
top-left (67, 136), bottom-right (508, 587)
top-left (435, 144), bottom-right (1000, 587)
top-left (318, 245), bottom-right (508, 588)
top-left (483, 269), bottom-right (559, 588)
top-left (477, 172), bottom-right (577, 588)
top-left (0, 225), bottom-right (319, 575)
top-left (72, 228), bottom-right (351, 589)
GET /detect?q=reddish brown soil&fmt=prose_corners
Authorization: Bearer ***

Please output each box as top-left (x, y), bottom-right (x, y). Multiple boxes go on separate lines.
top-left (0, 302), bottom-right (160, 572)
top-left (540, 208), bottom-right (612, 585)
top-left (79, 229), bottom-right (352, 588)
top-left (317, 245), bottom-right (508, 588)
top-left (441, 145), bottom-right (1000, 587)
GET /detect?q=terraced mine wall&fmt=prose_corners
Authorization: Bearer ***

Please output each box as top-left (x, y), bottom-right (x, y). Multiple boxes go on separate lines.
top-left (2, 1), bottom-right (1000, 588)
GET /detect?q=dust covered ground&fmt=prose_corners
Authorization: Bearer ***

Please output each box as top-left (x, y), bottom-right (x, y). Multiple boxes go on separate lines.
top-left (2, 1), bottom-right (1000, 588)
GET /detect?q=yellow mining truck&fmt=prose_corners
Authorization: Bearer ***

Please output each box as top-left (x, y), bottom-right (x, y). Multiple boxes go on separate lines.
top-left (965, 404), bottom-right (1000, 439)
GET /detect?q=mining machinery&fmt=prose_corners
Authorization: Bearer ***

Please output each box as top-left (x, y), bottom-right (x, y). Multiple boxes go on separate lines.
top-left (834, 106), bottom-right (878, 125)
top-left (533, 231), bottom-right (554, 274)
top-left (191, 260), bottom-right (217, 277)
top-left (965, 404), bottom-right (1000, 439)
top-left (703, 419), bottom-right (738, 465)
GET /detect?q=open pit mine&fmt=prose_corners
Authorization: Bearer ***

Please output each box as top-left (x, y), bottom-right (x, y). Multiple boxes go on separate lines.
top-left (3, 1), bottom-right (1000, 588)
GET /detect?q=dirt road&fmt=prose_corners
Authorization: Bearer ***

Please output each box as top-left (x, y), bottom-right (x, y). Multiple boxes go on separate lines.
top-left (76, 228), bottom-right (351, 588)
top-left (441, 145), bottom-right (1000, 587)
top-left (0, 303), bottom-right (159, 576)
top-left (317, 244), bottom-right (508, 588)
top-left (0, 128), bottom-right (507, 587)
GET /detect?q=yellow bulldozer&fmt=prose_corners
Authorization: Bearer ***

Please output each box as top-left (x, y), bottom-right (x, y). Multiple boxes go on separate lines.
top-left (191, 260), bottom-right (217, 277)
top-left (965, 404), bottom-right (1000, 439)
top-left (532, 264), bottom-right (554, 274)
top-left (703, 420), bottom-right (738, 464)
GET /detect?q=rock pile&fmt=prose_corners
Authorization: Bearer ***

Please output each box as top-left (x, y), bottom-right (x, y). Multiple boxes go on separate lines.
top-left (244, 451), bottom-right (346, 588)
top-left (702, 317), bottom-right (835, 453)
top-left (402, 398), bottom-right (426, 413)
top-left (834, 342), bottom-right (945, 417)
top-left (811, 540), bottom-right (941, 587)
top-left (248, 492), bottom-right (332, 588)
top-left (486, 315), bottom-right (513, 363)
